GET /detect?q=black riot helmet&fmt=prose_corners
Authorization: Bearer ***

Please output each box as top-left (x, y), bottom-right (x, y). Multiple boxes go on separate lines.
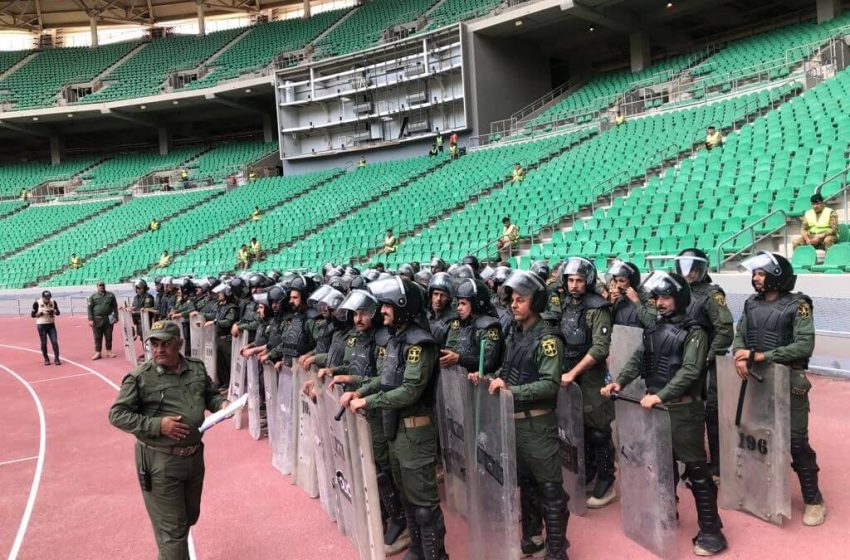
top-left (363, 269), bottom-right (380, 283)
top-left (428, 272), bottom-right (453, 298)
top-left (338, 289), bottom-right (382, 326)
top-left (461, 254), bottom-right (480, 274)
top-left (674, 248), bottom-right (710, 284)
top-left (561, 256), bottom-right (597, 287)
top-left (414, 269), bottom-right (433, 289)
top-left (268, 269), bottom-right (282, 283)
top-left (289, 274), bottom-right (317, 297)
top-left (455, 279), bottom-right (494, 315)
top-left (369, 277), bottom-right (425, 325)
top-left (307, 285), bottom-right (334, 309)
top-left (606, 260), bottom-right (641, 289)
top-left (212, 283), bottom-right (232, 300)
top-left (530, 260), bottom-right (551, 283)
top-left (247, 273), bottom-right (266, 289)
top-left (229, 277), bottom-right (247, 298)
top-left (430, 257), bottom-right (447, 273)
top-left (502, 269), bottom-right (547, 313)
top-left (349, 276), bottom-right (367, 291)
top-left (644, 271), bottom-right (691, 314)
top-left (448, 263), bottom-right (476, 282)
top-left (397, 263), bottom-right (415, 280)
top-left (134, 278), bottom-right (149, 291)
top-left (740, 251), bottom-right (796, 292)
top-left (327, 276), bottom-right (347, 292)
top-left (268, 286), bottom-right (287, 305)
top-left (179, 277), bottom-right (195, 293)
top-left (490, 266), bottom-right (512, 287)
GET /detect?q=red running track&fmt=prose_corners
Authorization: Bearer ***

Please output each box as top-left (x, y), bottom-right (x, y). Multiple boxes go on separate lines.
top-left (0, 315), bottom-right (848, 560)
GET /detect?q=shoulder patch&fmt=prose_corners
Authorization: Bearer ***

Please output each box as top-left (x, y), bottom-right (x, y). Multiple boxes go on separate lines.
top-left (713, 292), bottom-right (727, 308)
top-left (797, 301), bottom-right (811, 319)
top-left (450, 319), bottom-right (460, 330)
top-left (378, 346), bottom-right (387, 358)
top-left (549, 295), bottom-right (561, 307)
top-left (407, 345), bottom-right (422, 364)
top-left (485, 328), bottom-right (501, 341)
top-left (346, 337), bottom-right (356, 348)
top-left (541, 337), bottom-right (558, 358)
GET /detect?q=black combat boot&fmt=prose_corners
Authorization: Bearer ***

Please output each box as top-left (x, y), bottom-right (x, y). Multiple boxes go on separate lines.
top-left (586, 429), bottom-right (616, 508)
top-left (705, 407), bottom-right (721, 478)
top-left (413, 505), bottom-right (448, 560)
top-left (520, 477), bottom-right (545, 557)
top-left (584, 438), bottom-right (597, 493)
top-left (686, 462), bottom-right (727, 556)
top-left (791, 438), bottom-right (827, 526)
top-left (540, 482), bottom-right (570, 560)
top-left (403, 504), bottom-right (424, 560)
top-left (377, 470), bottom-right (410, 553)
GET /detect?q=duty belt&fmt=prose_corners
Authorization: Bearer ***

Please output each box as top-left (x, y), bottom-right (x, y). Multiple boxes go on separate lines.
top-left (403, 415), bottom-right (432, 428)
top-left (146, 443), bottom-right (202, 457)
top-left (666, 395), bottom-right (703, 405)
top-left (513, 409), bottom-right (552, 420)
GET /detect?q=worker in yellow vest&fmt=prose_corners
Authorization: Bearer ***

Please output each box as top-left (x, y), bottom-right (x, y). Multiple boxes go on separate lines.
top-left (236, 245), bottom-right (251, 270)
top-left (158, 250), bottom-right (171, 268)
top-left (70, 253), bottom-right (83, 269)
top-left (793, 193), bottom-right (838, 250)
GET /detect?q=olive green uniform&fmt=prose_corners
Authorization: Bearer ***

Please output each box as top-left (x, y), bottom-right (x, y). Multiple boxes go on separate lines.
top-left (108, 357), bottom-right (226, 560)
top-left (690, 282), bottom-right (734, 407)
top-left (88, 290), bottom-right (118, 353)
top-left (211, 301), bottom-right (238, 387)
top-left (444, 317), bottom-right (503, 374)
top-left (171, 296), bottom-right (196, 354)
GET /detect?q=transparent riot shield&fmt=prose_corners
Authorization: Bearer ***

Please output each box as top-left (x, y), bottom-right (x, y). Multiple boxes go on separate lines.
top-left (276, 364), bottom-right (298, 477)
top-left (615, 397), bottom-right (677, 560)
top-left (348, 403), bottom-right (386, 560)
top-left (314, 378), bottom-right (340, 522)
top-left (263, 363), bottom-right (282, 469)
top-left (610, 325), bottom-right (645, 400)
top-left (229, 332), bottom-right (248, 430)
top-left (322, 385), bottom-right (359, 538)
top-left (717, 357), bottom-right (791, 525)
top-left (246, 356), bottom-right (263, 440)
top-left (119, 308), bottom-right (136, 366)
top-left (467, 382), bottom-right (520, 560)
top-left (189, 320), bottom-right (203, 359)
top-left (202, 323), bottom-right (218, 385)
top-left (140, 310), bottom-right (153, 361)
top-left (293, 363), bottom-right (318, 498)
top-left (557, 382), bottom-right (586, 516)
top-left (436, 366), bottom-right (473, 518)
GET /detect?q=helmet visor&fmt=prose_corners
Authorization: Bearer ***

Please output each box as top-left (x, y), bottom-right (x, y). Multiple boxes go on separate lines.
top-left (368, 277), bottom-right (407, 307)
top-left (320, 288), bottom-right (345, 311)
top-left (605, 260), bottom-right (635, 282)
top-left (643, 271), bottom-right (684, 295)
top-left (253, 292), bottom-right (269, 305)
top-left (503, 269), bottom-right (545, 298)
top-left (339, 289), bottom-right (379, 315)
top-left (562, 257), bottom-right (594, 278)
top-left (739, 252), bottom-right (782, 276)
top-left (674, 256), bottom-right (708, 280)
top-left (307, 285), bottom-right (333, 307)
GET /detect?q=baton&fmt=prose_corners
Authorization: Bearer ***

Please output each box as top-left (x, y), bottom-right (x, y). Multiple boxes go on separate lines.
top-left (609, 391), bottom-right (667, 411)
top-left (734, 349), bottom-right (759, 427)
top-left (474, 339), bottom-right (486, 440)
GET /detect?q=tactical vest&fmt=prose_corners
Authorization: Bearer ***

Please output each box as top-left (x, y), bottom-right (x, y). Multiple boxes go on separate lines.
top-left (349, 330), bottom-right (378, 378)
top-left (280, 311), bottom-right (314, 365)
top-left (613, 297), bottom-right (640, 328)
top-left (503, 325), bottom-right (561, 412)
top-left (560, 293), bottom-right (609, 361)
top-left (254, 318), bottom-right (271, 347)
top-left (428, 310), bottom-right (456, 347)
top-left (379, 325), bottom-right (436, 440)
top-left (239, 299), bottom-right (258, 323)
top-left (496, 304), bottom-right (514, 339)
top-left (686, 283), bottom-right (723, 337)
top-left (313, 319), bottom-right (334, 354)
top-left (132, 293), bottom-right (152, 319)
top-left (744, 293), bottom-right (808, 360)
top-left (641, 318), bottom-right (697, 393)
top-left (455, 315), bottom-right (501, 362)
top-left (325, 329), bottom-right (348, 368)
top-left (213, 303), bottom-right (236, 337)
top-left (266, 316), bottom-right (285, 350)
top-left (36, 299), bottom-right (56, 325)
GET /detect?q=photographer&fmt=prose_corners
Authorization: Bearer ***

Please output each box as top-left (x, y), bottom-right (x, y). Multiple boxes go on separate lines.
top-left (32, 290), bottom-right (61, 366)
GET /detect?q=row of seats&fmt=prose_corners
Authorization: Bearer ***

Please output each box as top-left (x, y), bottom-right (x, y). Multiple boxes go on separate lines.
top-left (186, 140), bottom-right (277, 182)
top-left (421, 0), bottom-right (503, 32)
top-left (0, 200), bottom-right (26, 218)
top-left (792, 242), bottom-right (850, 273)
top-left (0, 157), bottom-right (98, 198)
top-left (1, 189), bottom-right (217, 288)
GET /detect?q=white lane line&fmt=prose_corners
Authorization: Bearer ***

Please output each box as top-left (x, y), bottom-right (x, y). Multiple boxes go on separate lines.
top-left (29, 372), bottom-right (92, 384)
top-left (0, 456), bottom-right (38, 467)
top-left (0, 363), bottom-right (46, 560)
top-left (0, 345), bottom-right (198, 560)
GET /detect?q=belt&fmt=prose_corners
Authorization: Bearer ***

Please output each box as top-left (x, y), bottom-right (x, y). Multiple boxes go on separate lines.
top-left (513, 409), bottom-right (552, 420)
top-left (403, 416), bottom-right (432, 428)
top-left (146, 443), bottom-right (202, 457)
top-left (667, 395), bottom-right (703, 405)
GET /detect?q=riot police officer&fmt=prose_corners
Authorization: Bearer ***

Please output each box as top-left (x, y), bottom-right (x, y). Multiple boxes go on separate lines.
top-left (482, 270), bottom-right (568, 560)
top-left (427, 272), bottom-right (457, 347)
top-left (269, 275), bottom-right (317, 369)
top-left (232, 273), bottom-right (267, 342)
top-left (430, 257), bottom-right (448, 274)
top-left (129, 279), bottom-right (155, 340)
top-left (204, 284), bottom-right (238, 388)
top-left (342, 278), bottom-right (447, 560)
top-left (605, 260), bottom-right (654, 328)
top-left (733, 251), bottom-right (825, 527)
top-left (673, 248), bottom-right (734, 478)
top-left (440, 279), bottom-right (503, 375)
top-left (602, 272), bottom-right (727, 556)
top-left (557, 257), bottom-right (615, 509)
top-left (301, 288), bottom-right (350, 372)
top-left (487, 265), bottom-right (515, 338)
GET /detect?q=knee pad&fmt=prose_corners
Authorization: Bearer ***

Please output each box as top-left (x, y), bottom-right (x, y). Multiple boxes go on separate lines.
top-left (585, 427), bottom-right (611, 447)
top-left (413, 505), bottom-right (440, 526)
top-left (539, 482), bottom-right (566, 502)
top-left (684, 462), bottom-right (713, 486)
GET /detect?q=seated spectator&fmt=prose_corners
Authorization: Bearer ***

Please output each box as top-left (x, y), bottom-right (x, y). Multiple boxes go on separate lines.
top-left (705, 126), bottom-right (723, 150)
top-left (158, 250), bottom-right (171, 269)
top-left (251, 206), bottom-right (263, 221)
top-left (249, 237), bottom-right (264, 262)
top-left (429, 144), bottom-right (438, 157)
top-left (379, 228), bottom-right (398, 255)
top-left (20, 188), bottom-right (30, 201)
top-left (449, 142), bottom-right (459, 160)
top-left (149, 218), bottom-right (160, 232)
top-left (358, 156), bottom-right (367, 170)
top-left (511, 163), bottom-right (525, 183)
top-left (615, 111), bottom-right (626, 126)
top-left (497, 216), bottom-right (519, 262)
top-left (179, 168), bottom-right (190, 188)
top-left (248, 168), bottom-right (257, 182)
top-left (236, 245), bottom-right (251, 270)
top-left (793, 193), bottom-right (839, 250)
top-left (69, 253), bottom-right (82, 269)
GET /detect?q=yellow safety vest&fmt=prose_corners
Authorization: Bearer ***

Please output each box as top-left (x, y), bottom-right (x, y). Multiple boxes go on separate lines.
top-left (804, 207), bottom-right (834, 235)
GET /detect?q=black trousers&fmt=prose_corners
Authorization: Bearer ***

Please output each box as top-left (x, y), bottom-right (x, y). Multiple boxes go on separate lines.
top-left (37, 324), bottom-right (60, 360)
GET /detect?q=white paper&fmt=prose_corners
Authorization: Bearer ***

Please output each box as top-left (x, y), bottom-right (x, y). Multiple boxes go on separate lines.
top-left (199, 394), bottom-right (248, 433)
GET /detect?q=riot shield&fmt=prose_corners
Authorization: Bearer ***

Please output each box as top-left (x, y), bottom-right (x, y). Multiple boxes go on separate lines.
top-left (293, 363), bottom-right (319, 498)
top-left (436, 366), bottom-right (473, 518)
top-left (202, 323), bottom-right (218, 385)
top-left (314, 378), bottom-right (340, 522)
top-left (189, 320), bottom-right (203, 359)
top-left (246, 356), bottom-right (263, 440)
top-left (275, 364), bottom-right (298, 477)
top-left (557, 382), bottom-right (586, 516)
top-left (610, 325), bottom-right (645, 400)
top-left (119, 308), bottom-right (136, 366)
top-left (467, 382), bottom-right (521, 560)
top-left (615, 397), bottom-right (677, 560)
top-left (229, 332), bottom-right (248, 430)
top-left (140, 310), bottom-right (153, 361)
top-left (717, 357), bottom-right (791, 525)
top-left (348, 403), bottom-right (386, 560)
top-left (263, 363), bottom-right (281, 463)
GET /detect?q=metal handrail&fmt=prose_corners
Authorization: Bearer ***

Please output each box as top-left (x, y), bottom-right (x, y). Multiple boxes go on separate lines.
top-left (714, 209), bottom-right (788, 271)
top-left (589, 170), bottom-right (633, 213)
top-left (527, 201), bottom-right (578, 252)
top-left (814, 165), bottom-right (850, 217)
top-left (643, 143), bottom-right (681, 184)
top-left (510, 75), bottom-right (585, 122)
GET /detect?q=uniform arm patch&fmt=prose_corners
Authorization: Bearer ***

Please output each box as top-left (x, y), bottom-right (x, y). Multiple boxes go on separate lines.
top-left (797, 302), bottom-right (811, 319)
top-left (407, 345), bottom-right (422, 363)
top-left (541, 338), bottom-right (558, 358)
top-left (713, 292), bottom-right (727, 308)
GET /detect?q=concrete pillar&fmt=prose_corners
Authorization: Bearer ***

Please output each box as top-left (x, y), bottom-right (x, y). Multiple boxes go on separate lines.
top-left (197, 2), bottom-right (206, 36)
top-left (262, 113), bottom-right (274, 143)
top-left (816, 0), bottom-right (842, 23)
top-left (629, 32), bottom-right (651, 73)
top-left (158, 127), bottom-right (171, 155)
top-left (303, 0), bottom-right (311, 18)
top-left (49, 135), bottom-right (64, 165)
top-left (90, 15), bottom-right (99, 47)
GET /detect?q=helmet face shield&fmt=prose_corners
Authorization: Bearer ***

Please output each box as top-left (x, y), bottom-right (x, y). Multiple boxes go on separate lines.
top-left (606, 260), bottom-right (634, 281)
top-left (674, 255), bottom-right (708, 282)
top-left (253, 292), bottom-right (269, 305)
top-left (369, 277), bottom-right (408, 308)
top-left (562, 257), bottom-right (597, 286)
top-left (308, 285), bottom-right (334, 307)
top-left (319, 288), bottom-right (345, 311)
top-left (428, 272), bottom-right (454, 297)
top-left (503, 269), bottom-right (545, 298)
top-left (739, 252), bottom-right (782, 277)
top-left (643, 271), bottom-right (683, 296)
top-left (339, 289), bottom-right (379, 316)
